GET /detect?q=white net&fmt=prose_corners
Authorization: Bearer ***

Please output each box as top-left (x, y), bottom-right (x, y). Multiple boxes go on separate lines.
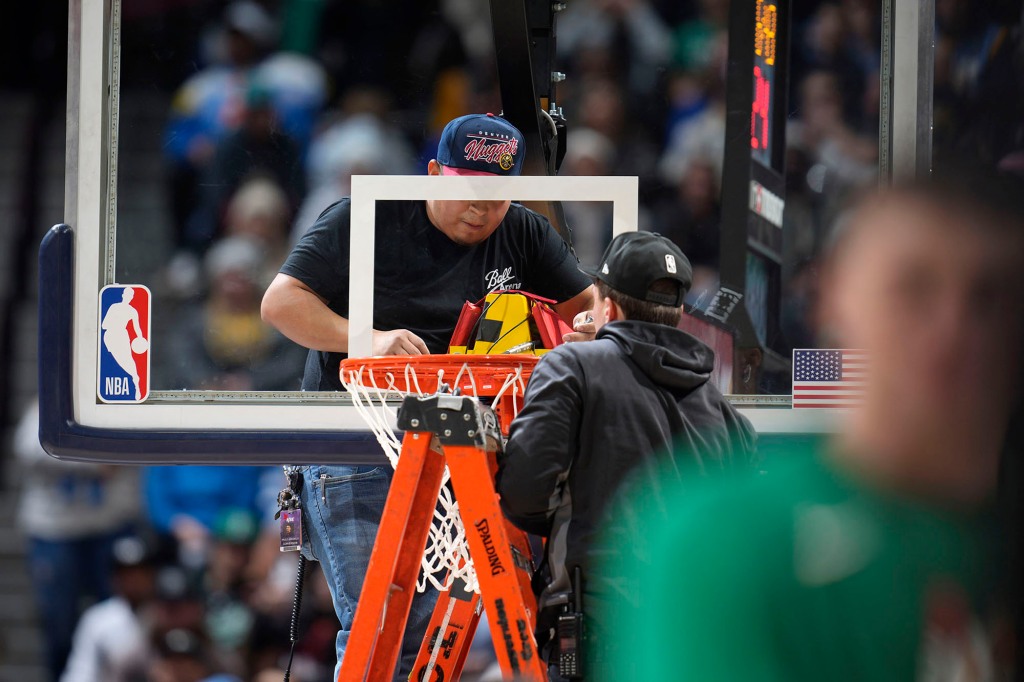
top-left (341, 360), bottom-right (529, 594)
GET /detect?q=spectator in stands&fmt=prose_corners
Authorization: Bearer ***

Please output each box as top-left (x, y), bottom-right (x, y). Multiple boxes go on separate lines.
top-left (792, 2), bottom-right (872, 128)
top-left (648, 157), bottom-right (723, 309)
top-left (557, 0), bottom-right (673, 103)
top-left (162, 236), bottom-right (306, 392)
top-left (61, 536), bottom-right (157, 682)
top-left (841, 0), bottom-right (881, 80)
top-left (148, 628), bottom-right (241, 682)
top-left (222, 179), bottom-right (295, 289)
top-left (247, 561), bottom-right (339, 681)
top-left (165, 0), bottom-right (280, 250)
top-left (791, 69), bottom-right (877, 189)
top-left (305, 90), bottom-right (416, 191)
top-left (189, 83), bottom-right (305, 251)
top-left (649, 157), bottom-right (720, 268)
top-left (934, 0), bottom-right (1024, 163)
top-left (142, 465), bottom-right (270, 572)
top-left (574, 77), bottom-right (661, 185)
top-left (165, 0), bottom-right (325, 252)
top-left (658, 30), bottom-right (728, 187)
top-left (15, 402), bottom-right (140, 682)
top-left (438, 0), bottom-right (494, 71)
top-left (203, 508), bottom-right (261, 667)
top-left (670, 0), bottom-right (729, 73)
top-left (293, 104), bottom-right (416, 244)
top-left (558, 128), bottom-right (617, 264)
top-left (148, 564), bottom-right (225, 674)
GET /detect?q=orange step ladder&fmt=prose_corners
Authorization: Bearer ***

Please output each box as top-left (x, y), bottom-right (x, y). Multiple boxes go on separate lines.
top-left (337, 393), bottom-right (546, 682)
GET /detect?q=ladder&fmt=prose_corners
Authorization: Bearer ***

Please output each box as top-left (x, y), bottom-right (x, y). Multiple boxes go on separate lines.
top-left (337, 393), bottom-right (546, 682)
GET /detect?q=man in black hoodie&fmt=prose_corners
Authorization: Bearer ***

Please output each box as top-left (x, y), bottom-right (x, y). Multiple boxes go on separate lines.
top-left (496, 231), bottom-right (756, 680)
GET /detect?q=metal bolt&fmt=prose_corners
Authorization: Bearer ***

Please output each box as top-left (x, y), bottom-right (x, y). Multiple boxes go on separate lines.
top-left (444, 429), bottom-right (452, 437)
top-left (553, 2), bottom-right (567, 11)
top-left (440, 413), bottom-right (448, 421)
top-left (467, 430), bottom-right (476, 437)
top-left (551, 72), bottom-right (566, 83)
top-left (410, 418), bottom-right (420, 428)
top-left (463, 413), bottom-right (471, 421)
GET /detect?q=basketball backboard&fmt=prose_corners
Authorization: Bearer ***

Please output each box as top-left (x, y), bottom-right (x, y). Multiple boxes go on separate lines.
top-left (42, 0), bottom-right (846, 465)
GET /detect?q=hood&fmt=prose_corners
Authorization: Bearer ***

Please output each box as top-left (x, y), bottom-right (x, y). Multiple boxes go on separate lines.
top-left (597, 320), bottom-right (714, 391)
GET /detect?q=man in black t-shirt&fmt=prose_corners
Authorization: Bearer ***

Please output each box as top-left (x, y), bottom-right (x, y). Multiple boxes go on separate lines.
top-left (271, 195), bottom-right (591, 391)
top-left (261, 113), bottom-right (592, 681)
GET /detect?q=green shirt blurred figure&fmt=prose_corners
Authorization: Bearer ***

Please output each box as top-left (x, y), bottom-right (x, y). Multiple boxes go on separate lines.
top-left (596, 441), bottom-right (1006, 681)
top-left (591, 168), bottom-right (1024, 681)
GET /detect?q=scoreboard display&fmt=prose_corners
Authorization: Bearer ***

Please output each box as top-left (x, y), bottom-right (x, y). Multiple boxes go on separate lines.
top-left (714, 0), bottom-right (790, 357)
top-left (751, 0), bottom-right (780, 170)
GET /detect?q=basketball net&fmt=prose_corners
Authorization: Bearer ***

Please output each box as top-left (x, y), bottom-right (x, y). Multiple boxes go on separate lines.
top-left (340, 357), bottom-right (531, 594)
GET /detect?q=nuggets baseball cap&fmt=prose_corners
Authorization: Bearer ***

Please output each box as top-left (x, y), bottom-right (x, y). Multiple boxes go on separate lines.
top-left (580, 232), bottom-right (693, 307)
top-left (437, 113), bottom-right (525, 176)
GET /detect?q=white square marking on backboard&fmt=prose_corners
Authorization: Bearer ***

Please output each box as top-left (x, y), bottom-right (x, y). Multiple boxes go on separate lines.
top-left (347, 174), bottom-right (640, 358)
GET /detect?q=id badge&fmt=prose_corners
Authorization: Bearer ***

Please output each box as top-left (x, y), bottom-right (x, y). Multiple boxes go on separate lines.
top-left (279, 509), bottom-right (302, 552)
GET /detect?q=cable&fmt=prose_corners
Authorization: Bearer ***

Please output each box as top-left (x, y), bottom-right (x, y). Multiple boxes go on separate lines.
top-left (465, 290), bottom-right (515, 350)
top-left (485, 315), bottom-right (532, 354)
top-left (283, 554), bottom-right (307, 682)
top-left (539, 107), bottom-right (559, 141)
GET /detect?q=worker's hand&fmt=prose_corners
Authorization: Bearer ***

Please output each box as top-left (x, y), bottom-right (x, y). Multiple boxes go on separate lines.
top-left (563, 310), bottom-right (596, 343)
top-left (372, 329), bottom-right (430, 356)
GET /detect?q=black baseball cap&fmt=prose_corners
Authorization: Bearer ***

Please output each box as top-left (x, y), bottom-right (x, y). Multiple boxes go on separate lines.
top-left (580, 232), bottom-right (693, 307)
top-left (436, 113), bottom-right (525, 176)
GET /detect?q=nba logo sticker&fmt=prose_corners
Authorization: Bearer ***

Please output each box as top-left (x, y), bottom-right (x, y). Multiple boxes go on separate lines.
top-left (97, 285), bottom-right (151, 403)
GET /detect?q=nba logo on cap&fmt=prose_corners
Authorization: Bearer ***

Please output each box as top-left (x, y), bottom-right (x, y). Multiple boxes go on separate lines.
top-left (97, 284), bottom-right (151, 403)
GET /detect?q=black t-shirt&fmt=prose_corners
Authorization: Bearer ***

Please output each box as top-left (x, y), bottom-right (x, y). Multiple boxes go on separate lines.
top-left (280, 198), bottom-right (590, 390)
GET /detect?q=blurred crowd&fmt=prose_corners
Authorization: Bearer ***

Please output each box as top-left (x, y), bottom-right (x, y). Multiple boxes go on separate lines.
top-left (15, 401), bottom-right (349, 682)
top-left (14, 0), bottom-right (1024, 680)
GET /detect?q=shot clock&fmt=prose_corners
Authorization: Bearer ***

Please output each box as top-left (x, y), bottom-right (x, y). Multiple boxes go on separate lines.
top-left (752, 0), bottom-right (779, 169)
top-left (717, 0), bottom-right (791, 357)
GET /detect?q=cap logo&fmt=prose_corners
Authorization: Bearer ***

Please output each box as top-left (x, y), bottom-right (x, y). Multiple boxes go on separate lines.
top-left (601, 263), bottom-right (610, 275)
top-left (463, 134), bottom-right (519, 169)
top-left (665, 254), bottom-right (677, 274)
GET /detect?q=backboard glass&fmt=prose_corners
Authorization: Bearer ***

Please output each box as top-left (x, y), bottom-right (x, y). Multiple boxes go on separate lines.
top-left (43, 0), bottom-right (850, 465)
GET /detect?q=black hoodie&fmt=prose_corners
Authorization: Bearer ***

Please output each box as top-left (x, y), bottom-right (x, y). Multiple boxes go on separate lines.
top-left (497, 319), bottom-right (757, 611)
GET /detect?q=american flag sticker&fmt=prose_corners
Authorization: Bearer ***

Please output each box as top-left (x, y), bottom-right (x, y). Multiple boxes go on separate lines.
top-left (792, 349), bottom-right (867, 409)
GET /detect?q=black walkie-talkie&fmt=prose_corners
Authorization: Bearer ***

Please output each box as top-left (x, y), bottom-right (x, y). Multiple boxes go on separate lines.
top-left (557, 566), bottom-right (585, 679)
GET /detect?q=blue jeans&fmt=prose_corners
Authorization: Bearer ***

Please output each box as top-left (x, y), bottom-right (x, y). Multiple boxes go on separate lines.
top-left (296, 464), bottom-right (439, 681)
